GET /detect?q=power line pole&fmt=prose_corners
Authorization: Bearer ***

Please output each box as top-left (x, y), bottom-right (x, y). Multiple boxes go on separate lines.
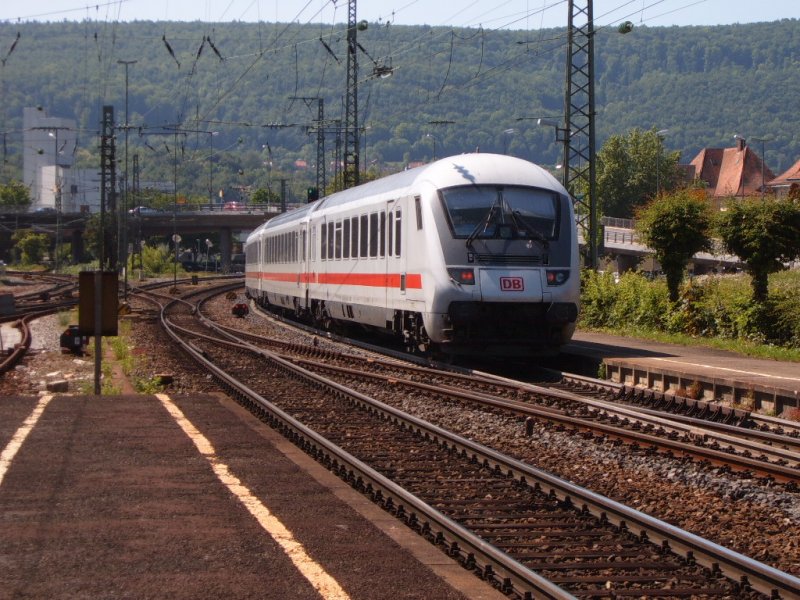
top-left (290, 96), bottom-right (326, 196)
top-left (343, 0), bottom-right (360, 189)
top-left (117, 59), bottom-right (137, 300)
top-left (564, 0), bottom-right (597, 269)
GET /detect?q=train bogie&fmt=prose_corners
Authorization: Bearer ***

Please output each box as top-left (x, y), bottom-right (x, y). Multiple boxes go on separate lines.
top-left (245, 154), bottom-right (579, 357)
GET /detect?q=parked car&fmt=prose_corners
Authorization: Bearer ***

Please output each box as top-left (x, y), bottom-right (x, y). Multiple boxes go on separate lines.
top-left (128, 206), bottom-right (159, 215)
top-left (223, 201), bottom-right (243, 211)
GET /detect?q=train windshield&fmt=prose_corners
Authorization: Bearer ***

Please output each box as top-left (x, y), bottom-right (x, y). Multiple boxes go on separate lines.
top-left (440, 185), bottom-right (559, 243)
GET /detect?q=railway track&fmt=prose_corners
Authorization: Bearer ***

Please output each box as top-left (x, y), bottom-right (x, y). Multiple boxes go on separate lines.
top-left (0, 271), bottom-right (80, 375)
top-left (145, 284), bottom-right (800, 599)
top-left (1, 271), bottom-right (79, 319)
top-left (197, 305), bottom-right (800, 486)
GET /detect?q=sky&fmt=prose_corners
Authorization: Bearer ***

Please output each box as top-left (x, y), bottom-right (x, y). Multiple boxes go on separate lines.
top-left (0, 0), bottom-right (797, 30)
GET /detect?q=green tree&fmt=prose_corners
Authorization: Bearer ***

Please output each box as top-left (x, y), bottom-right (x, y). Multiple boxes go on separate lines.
top-left (635, 190), bottom-right (713, 302)
top-left (11, 229), bottom-right (49, 265)
top-left (0, 180), bottom-right (31, 209)
top-left (595, 128), bottom-right (681, 219)
top-left (716, 198), bottom-right (800, 303)
top-left (251, 187), bottom-right (280, 205)
top-left (141, 243), bottom-right (176, 276)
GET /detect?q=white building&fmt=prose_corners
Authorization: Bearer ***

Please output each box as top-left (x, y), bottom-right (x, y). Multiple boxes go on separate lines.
top-left (22, 107), bottom-right (102, 213)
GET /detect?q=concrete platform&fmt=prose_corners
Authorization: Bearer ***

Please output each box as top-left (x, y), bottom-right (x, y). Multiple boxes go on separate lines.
top-left (564, 331), bottom-right (800, 416)
top-left (0, 392), bottom-right (505, 600)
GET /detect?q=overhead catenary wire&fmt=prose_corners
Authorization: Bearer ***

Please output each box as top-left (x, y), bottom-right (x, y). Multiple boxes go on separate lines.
top-left (0, 0), bottom-right (718, 198)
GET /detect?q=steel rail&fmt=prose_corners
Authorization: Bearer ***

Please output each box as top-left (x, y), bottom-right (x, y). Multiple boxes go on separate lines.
top-left (0, 306), bottom-right (69, 374)
top-left (288, 357), bottom-right (800, 484)
top-left (166, 293), bottom-right (800, 600)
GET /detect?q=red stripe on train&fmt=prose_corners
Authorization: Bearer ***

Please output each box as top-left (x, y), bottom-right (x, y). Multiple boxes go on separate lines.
top-left (252, 271), bottom-right (422, 289)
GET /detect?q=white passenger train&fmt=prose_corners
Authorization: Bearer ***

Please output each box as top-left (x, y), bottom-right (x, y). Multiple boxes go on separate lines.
top-left (244, 153), bottom-right (579, 357)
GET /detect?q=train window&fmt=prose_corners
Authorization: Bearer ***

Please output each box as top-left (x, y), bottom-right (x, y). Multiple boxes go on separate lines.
top-left (387, 212), bottom-right (393, 257)
top-left (334, 221), bottom-right (342, 260)
top-left (302, 230), bottom-right (307, 261)
top-left (293, 231), bottom-right (298, 262)
top-left (395, 209), bottom-right (402, 256)
top-left (415, 196), bottom-right (423, 230)
top-left (439, 185), bottom-right (559, 240)
top-left (379, 212), bottom-right (386, 257)
top-left (327, 222), bottom-right (335, 260)
top-left (320, 224), bottom-right (327, 260)
top-left (343, 219), bottom-right (351, 259)
top-left (360, 215), bottom-right (368, 258)
top-left (369, 212), bottom-right (379, 257)
top-left (351, 217), bottom-right (359, 259)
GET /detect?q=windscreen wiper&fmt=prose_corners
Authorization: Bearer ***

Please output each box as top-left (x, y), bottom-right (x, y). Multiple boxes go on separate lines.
top-left (465, 194), bottom-right (500, 250)
top-left (511, 210), bottom-right (550, 248)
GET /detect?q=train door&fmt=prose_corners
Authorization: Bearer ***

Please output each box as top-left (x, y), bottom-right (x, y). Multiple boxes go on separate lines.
top-left (300, 222), bottom-right (309, 310)
top-left (384, 200), bottom-right (395, 309)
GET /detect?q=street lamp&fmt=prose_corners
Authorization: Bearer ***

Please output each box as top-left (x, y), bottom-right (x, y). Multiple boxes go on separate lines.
top-left (502, 128), bottom-right (516, 155)
top-left (752, 136), bottom-right (771, 198)
top-left (425, 133), bottom-right (437, 161)
top-left (172, 233), bottom-right (181, 288)
top-left (205, 238), bottom-right (213, 272)
top-left (536, 118), bottom-right (569, 187)
top-left (47, 130), bottom-right (62, 273)
top-left (733, 134), bottom-right (746, 198)
top-left (655, 128), bottom-right (670, 196)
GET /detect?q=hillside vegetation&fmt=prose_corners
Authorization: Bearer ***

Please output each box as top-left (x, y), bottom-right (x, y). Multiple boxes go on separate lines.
top-left (1, 19), bottom-right (799, 201)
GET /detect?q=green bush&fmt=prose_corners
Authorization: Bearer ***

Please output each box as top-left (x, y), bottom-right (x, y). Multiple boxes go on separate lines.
top-left (580, 270), bottom-right (800, 351)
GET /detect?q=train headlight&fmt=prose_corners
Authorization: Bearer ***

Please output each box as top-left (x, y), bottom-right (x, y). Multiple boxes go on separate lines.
top-left (546, 269), bottom-right (570, 286)
top-left (447, 268), bottom-right (475, 285)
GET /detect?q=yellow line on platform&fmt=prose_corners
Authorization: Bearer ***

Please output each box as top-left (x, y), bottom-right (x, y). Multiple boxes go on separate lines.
top-left (0, 395), bottom-right (54, 488)
top-left (155, 393), bottom-right (350, 600)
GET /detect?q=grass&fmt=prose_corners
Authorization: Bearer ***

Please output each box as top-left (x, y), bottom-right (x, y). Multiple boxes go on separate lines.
top-left (109, 320), bottom-right (133, 376)
top-left (57, 309), bottom-right (75, 328)
top-left (579, 324), bottom-right (800, 362)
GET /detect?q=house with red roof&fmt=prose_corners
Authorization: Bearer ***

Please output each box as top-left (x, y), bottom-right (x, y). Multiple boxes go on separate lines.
top-left (685, 137), bottom-right (774, 209)
top-left (767, 158), bottom-right (800, 194)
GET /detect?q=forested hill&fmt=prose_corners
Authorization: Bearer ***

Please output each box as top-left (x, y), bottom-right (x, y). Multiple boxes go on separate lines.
top-left (1, 18), bottom-right (799, 181)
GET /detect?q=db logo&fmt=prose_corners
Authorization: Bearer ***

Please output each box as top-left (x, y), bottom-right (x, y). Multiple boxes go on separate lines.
top-left (499, 276), bottom-right (524, 291)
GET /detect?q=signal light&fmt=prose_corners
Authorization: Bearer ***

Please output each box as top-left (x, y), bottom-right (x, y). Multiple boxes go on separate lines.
top-left (307, 187), bottom-right (319, 201)
top-left (546, 270), bottom-right (570, 286)
top-left (447, 268), bottom-right (475, 285)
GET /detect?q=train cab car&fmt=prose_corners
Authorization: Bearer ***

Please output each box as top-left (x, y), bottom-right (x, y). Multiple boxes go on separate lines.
top-left (245, 153), bottom-right (579, 357)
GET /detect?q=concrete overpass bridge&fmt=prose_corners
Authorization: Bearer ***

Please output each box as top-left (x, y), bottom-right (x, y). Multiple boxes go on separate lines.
top-left (0, 206), bottom-right (280, 271)
top-left (599, 217), bottom-right (743, 274)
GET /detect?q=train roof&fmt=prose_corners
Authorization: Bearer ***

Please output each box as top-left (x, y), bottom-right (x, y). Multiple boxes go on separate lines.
top-left (255, 153), bottom-right (565, 233)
